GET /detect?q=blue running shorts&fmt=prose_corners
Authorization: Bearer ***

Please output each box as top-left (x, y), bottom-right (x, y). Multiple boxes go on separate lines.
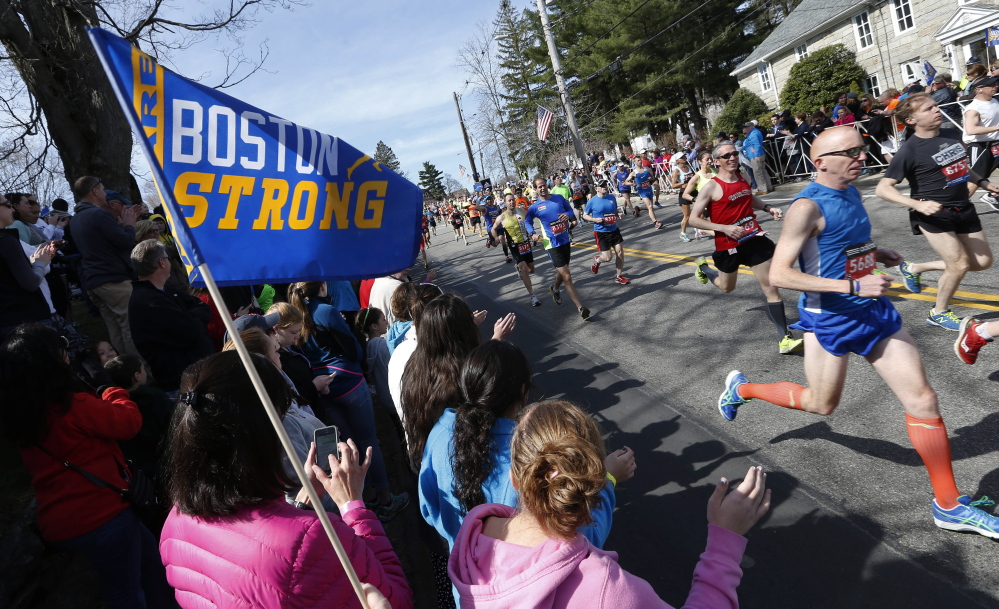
top-left (637, 188), bottom-right (654, 200)
top-left (790, 297), bottom-right (903, 357)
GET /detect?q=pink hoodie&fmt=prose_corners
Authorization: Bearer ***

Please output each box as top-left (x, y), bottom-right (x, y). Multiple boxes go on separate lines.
top-left (449, 503), bottom-right (747, 609)
top-left (160, 499), bottom-right (413, 609)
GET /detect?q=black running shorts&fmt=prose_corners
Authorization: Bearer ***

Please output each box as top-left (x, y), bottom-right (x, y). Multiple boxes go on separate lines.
top-left (595, 228), bottom-right (623, 251)
top-left (509, 241), bottom-right (534, 265)
top-left (711, 235), bottom-right (775, 274)
top-left (968, 142), bottom-right (999, 181)
top-left (547, 242), bottom-right (572, 268)
top-left (909, 202), bottom-right (981, 235)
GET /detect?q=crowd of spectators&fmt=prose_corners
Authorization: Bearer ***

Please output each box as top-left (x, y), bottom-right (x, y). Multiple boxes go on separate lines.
top-left (0, 173), bottom-right (773, 607)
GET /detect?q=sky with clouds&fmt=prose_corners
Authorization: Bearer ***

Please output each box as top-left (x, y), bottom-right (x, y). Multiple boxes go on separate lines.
top-left (158, 0), bottom-right (525, 187)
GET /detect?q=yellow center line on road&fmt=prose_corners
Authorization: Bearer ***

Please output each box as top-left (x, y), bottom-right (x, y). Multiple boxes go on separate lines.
top-left (570, 242), bottom-right (999, 312)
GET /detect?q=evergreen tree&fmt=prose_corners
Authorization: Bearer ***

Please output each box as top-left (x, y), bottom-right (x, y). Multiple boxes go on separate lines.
top-left (418, 162), bottom-right (446, 201)
top-left (373, 140), bottom-right (404, 177)
top-left (779, 45), bottom-right (867, 115)
top-left (494, 0), bottom-right (557, 173)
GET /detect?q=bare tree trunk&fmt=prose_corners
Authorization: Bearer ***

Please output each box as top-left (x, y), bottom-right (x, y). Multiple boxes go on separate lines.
top-left (0, 1), bottom-right (138, 202)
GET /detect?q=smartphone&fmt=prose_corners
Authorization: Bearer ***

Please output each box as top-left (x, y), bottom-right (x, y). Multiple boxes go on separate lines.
top-left (314, 425), bottom-right (340, 476)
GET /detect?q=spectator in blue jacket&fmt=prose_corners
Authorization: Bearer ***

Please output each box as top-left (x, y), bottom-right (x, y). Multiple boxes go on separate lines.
top-left (742, 121), bottom-right (771, 194)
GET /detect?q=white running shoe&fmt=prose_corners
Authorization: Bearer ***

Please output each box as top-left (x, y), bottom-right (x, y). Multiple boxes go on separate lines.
top-left (980, 191), bottom-right (999, 211)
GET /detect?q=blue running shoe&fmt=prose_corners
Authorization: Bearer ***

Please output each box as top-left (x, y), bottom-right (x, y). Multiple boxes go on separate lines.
top-left (958, 495), bottom-right (996, 509)
top-left (933, 498), bottom-right (999, 539)
top-left (899, 261), bottom-right (922, 294)
top-left (927, 308), bottom-right (962, 331)
top-left (718, 370), bottom-right (749, 421)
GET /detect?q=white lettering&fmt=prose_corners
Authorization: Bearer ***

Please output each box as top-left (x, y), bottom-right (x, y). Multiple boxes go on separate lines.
top-left (316, 132), bottom-right (338, 176)
top-left (269, 117), bottom-right (293, 172)
top-left (239, 112), bottom-right (266, 170)
top-left (295, 125), bottom-right (317, 174)
top-left (172, 99), bottom-right (203, 164)
top-left (207, 106), bottom-right (236, 167)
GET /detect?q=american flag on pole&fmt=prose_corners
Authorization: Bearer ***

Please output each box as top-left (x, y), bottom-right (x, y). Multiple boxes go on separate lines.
top-left (459, 165), bottom-right (467, 177)
top-left (537, 105), bottom-right (555, 141)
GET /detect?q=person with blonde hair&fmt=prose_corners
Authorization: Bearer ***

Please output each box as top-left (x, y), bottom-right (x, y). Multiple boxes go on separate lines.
top-left (449, 400), bottom-right (770, 608)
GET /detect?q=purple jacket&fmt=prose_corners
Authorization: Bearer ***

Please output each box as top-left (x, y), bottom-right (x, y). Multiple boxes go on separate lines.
top-left (449, 503), bottom-right (747, 609)
top-left (160, 499), bottom-right (413, 609)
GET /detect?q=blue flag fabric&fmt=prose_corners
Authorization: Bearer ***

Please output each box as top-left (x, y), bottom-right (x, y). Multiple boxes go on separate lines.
top-left (88, 27), bottom-right (423, 286)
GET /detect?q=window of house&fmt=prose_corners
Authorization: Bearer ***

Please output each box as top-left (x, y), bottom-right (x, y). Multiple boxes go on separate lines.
top-left (900, 60), bottom-right (921, 84)
top-left (865, 73), bottom-right (881, 97)
top-left (795, 43), bottom-right (809, 61)
top-left (757, 64), bottom-right (773, 92)
top-left (892, 0), bottom-right (914, 34)
top-left (853, 11), bottom-right (874, 49)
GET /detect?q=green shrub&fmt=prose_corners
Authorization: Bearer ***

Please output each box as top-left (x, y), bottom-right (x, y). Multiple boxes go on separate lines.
top-left (714, 89), bottom-right (771, 136)
top-left (779, 44), bottom-right (866, 114)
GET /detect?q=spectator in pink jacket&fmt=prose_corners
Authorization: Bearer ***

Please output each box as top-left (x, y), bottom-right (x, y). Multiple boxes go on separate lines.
top-left (159, 351), bottom-right (413, 609)
top-left (448, 400), bottom-right (771, 609)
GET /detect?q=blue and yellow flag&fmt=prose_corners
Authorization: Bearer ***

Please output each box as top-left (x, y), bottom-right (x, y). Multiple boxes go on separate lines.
top-left (88, 28), bottom-right (422, 286)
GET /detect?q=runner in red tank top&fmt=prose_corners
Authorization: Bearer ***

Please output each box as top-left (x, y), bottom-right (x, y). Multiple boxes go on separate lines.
top-left (688, 141), bottom-right (805, 354)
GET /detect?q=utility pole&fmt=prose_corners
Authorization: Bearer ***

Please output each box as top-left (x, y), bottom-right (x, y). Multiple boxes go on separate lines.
top-left (453, 92), bottom-right (480, 182)
top-left (536, 0), bottom-right (588, 172)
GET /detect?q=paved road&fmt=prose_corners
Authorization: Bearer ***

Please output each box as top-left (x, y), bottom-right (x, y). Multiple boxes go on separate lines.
top-left (421, 176), bottom-right (999, 608)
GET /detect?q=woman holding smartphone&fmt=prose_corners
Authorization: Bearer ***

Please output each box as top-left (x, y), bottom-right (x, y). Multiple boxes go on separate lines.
top-left (160, 351), bottom-right (413, 609)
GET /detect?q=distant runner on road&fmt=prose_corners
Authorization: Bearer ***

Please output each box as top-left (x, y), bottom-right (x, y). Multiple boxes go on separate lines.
top-left (583, 179), bottom-right (630, 285)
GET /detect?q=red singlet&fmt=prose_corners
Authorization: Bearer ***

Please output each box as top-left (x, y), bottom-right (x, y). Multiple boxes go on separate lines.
top-left (708, 175), bottom-right (759, 251)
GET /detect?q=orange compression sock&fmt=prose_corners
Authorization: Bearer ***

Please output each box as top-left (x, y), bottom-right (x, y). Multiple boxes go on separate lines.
top-left (739, 382), bottom-right (806, 410)
top-left (905, 414), bottom-right (960, 509)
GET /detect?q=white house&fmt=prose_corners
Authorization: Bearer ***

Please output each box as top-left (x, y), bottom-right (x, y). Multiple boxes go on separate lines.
top-left (733, 0), bottom-right (999, 107)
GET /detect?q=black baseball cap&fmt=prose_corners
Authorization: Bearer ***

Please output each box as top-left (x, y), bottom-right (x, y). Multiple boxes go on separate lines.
top-left (973, 76), bottom-right (999, 89)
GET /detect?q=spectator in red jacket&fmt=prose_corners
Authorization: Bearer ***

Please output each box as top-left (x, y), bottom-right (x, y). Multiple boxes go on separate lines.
top-left (0, 323), bottom-right (174, 609)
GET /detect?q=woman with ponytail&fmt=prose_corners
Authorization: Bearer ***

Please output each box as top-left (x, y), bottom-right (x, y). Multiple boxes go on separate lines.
top-left (418, 341), bottom-right (630, 552)
top-left (448, 400), bottom-right (772, 609)
top-left (287, 281), bottom-right (408, 521)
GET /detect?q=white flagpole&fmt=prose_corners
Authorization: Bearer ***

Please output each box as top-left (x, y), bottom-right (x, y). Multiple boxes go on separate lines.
top-left (198, 262), bottom-right (370, 609)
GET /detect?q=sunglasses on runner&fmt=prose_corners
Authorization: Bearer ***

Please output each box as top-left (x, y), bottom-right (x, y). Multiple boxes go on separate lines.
top-left (715, 152), bottom-right (738, 160)
top-left (818, 144), bottom-right (869, 159)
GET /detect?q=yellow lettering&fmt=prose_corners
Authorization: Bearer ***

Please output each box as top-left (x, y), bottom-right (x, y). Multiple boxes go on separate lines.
top-left (217, 175), bottom-right (255, 229)
top-left (173, 172), bottom-right (214, 228)
top-left (355, 181), bottom-right (387, 229)
top-left (252, 178), bottom-right (289, 230)
top-left (289, 181), bottom-right (320, 230)
top-left (320, 182), bottom-right (354, 229)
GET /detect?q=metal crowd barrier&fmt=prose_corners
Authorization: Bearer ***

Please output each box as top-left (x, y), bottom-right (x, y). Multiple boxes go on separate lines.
top-left (762, 99), bottom-right (970, 184)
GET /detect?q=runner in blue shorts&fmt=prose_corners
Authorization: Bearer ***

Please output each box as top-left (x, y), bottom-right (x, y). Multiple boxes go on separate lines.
top-left (613, 162), bottom-right (634, 216)
top-left (717, 127), bottom-right (999, 539)
top-left (627, 163), bottom-right (663, 230)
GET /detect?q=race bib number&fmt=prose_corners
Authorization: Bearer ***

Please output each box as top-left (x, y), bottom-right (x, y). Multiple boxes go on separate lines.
top-left (550, 220), bottom-right (568, 234)
top-left (991, 143), bottom-right (999, 157)
top-left (572, 187), bottom-right (583, 198)
top-left (733, 215), bottom-right (761, 243)
top-left (640, 180), bottom-right (650, 189)
top-left (603, 213), bottom-right (618, 226)
top-left (844, 241), bottom-right (877, 279)
top-left (942, 159), bottom-right (970, 186)
top-left (518, 242), bottom-right (531, 254)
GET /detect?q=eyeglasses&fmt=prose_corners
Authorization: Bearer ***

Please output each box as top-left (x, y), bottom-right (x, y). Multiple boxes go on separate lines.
top-left (818, 144), bottom-right (869, 159)
top-left (715, 152), bottom-right (738, 160)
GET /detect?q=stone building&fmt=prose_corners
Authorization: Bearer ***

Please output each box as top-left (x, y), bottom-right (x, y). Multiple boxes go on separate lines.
top-left (733, 0), bottom-right (999, 108)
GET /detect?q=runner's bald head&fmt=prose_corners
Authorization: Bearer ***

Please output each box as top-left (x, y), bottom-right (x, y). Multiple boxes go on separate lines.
top-left (810, 127), bottom-right (864, 162)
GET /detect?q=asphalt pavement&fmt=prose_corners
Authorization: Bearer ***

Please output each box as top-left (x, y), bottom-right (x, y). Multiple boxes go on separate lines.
top-left (420, 176), bottom-right (999, 609)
